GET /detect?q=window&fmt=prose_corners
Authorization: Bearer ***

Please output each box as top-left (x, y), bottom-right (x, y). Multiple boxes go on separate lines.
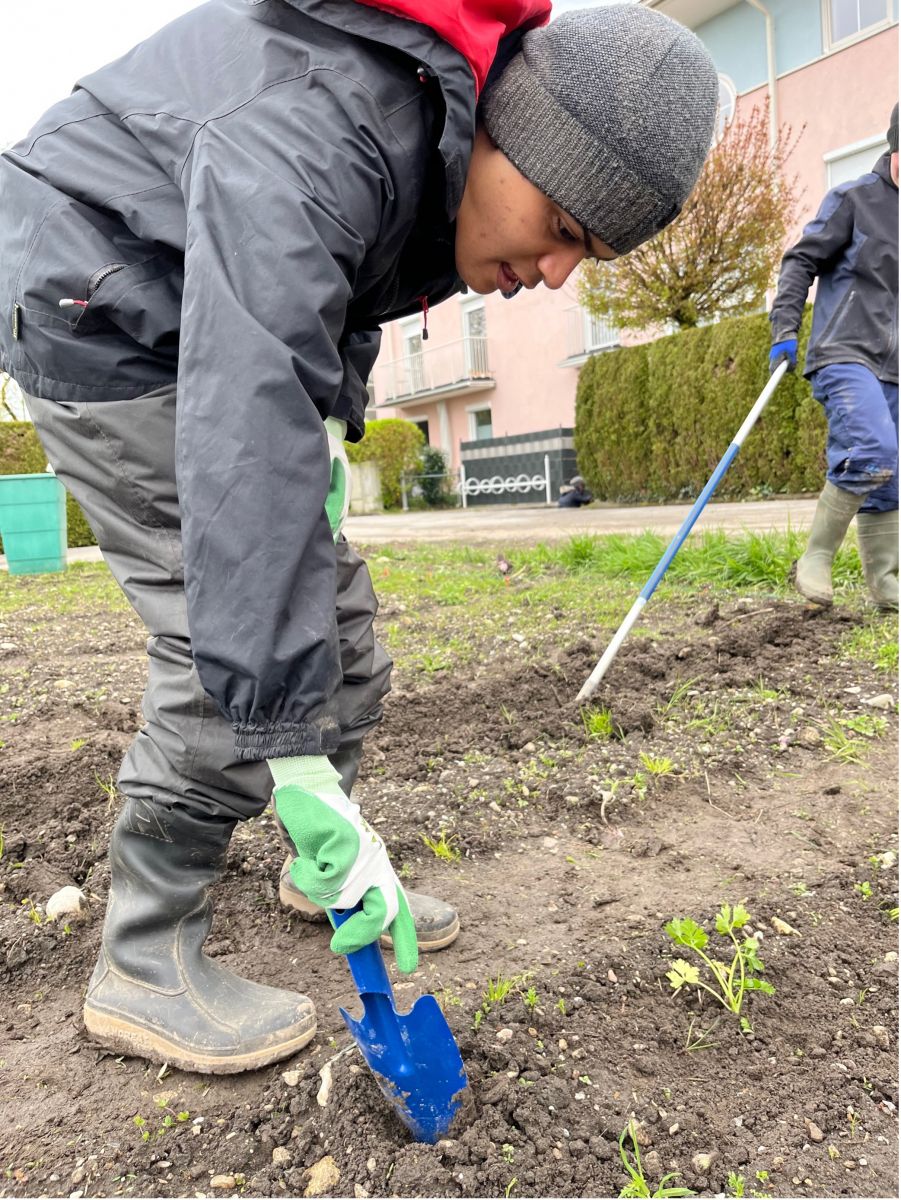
top-left (461, 300), bottom-right (489, 377)
top-left (713, 74), bottom-right (736, 145)
top-left (401, 319), bottom-right (425, 394)
top-left (825, 133), bottom-right (889, 188)
top-left (825, 0), bottom-right (892, 49)
top-left (469, 406), bottom-right (493, 440)
top-left (413, 419), bottom-right (429, 444)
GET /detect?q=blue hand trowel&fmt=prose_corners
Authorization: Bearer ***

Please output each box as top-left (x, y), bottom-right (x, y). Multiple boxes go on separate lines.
top-left (330, 906), bottom-right (469, 1142)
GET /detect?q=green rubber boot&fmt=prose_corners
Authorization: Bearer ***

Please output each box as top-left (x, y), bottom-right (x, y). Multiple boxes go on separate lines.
top-left (794, 482), bottom-right (863, 606)
top-left (857, 510), bottom-right (899, 611)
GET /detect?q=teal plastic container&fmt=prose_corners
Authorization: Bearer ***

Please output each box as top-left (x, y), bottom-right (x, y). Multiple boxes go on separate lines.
top-left (0, 473), bottom-right (68, 575)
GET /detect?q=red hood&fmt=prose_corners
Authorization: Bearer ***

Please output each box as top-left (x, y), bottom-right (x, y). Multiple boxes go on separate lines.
top-left (355, 0), bottom-right (551, 94)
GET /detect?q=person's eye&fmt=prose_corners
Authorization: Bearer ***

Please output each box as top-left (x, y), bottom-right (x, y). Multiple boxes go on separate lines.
top-left (558, 221), bottom-right (579, 244)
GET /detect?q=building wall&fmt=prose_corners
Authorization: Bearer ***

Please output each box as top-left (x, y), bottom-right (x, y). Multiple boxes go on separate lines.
top-left (734, 25), bottom-right (898, 243)
top-left (373, 283), bottom-right (589, 468)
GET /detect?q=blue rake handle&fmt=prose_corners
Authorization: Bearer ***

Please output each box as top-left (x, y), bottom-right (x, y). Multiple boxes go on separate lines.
top-left (577, 362), bottom-right (788, 703)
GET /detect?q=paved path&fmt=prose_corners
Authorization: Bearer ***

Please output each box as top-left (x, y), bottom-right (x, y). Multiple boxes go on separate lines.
top-left (343, 496), bottom-right (818, 544)
top-left (1, 496), bottom-right (818, 570)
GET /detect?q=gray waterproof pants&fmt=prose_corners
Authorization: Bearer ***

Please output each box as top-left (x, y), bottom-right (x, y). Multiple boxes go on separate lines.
top-left (25, 386), bottom-right (392, 821)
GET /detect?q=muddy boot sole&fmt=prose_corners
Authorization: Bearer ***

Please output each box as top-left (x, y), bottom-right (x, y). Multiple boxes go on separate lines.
top-left (380, 913), bottom-right (460, 952)
top-left (83, 1003), bottom-right (316, 1075)
top-left (790, 558), bottom-right (833, 607)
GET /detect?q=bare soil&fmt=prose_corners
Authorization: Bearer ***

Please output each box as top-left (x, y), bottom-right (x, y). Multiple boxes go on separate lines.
top-left (0, 566), bottom-right (897, 1199)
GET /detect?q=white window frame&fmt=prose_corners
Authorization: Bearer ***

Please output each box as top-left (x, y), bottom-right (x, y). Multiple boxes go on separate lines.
top-left (466, 403), bottom-right (493, 441)
top-left (460, 296), bottom-right (488, 377)
top-left (824, 132), bottom-right (890, 188)
top-left (582, 308), bottom-right (618, 354)
top-left (399, 315), bottom-right (425, 393)
top-left (713, 73), bottom-right (737, 146)
top-left (822, 0), bottom-right (893, 52)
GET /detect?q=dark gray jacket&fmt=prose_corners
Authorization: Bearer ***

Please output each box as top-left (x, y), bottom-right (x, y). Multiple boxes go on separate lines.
top-left (0, 0), bottom-right (498, 759)
top-left (770, 154), bottom-right (898, 384)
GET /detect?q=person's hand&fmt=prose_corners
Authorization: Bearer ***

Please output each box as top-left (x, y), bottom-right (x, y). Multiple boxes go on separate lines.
top-left (324, 417), bottom-right (350, 540)
top-left (270, 756), bottom-right (418, 972)
top-left (768, 338), bottom-right (798, 374)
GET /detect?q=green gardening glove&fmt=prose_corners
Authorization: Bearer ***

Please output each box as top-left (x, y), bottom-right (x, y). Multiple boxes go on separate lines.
top-left (324, 417), bottom-right (350, 540)
top-left (269, 756), bottom-right (418, 973)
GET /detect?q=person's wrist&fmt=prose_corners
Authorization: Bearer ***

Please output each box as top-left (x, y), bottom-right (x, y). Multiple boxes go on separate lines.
top-left (268, 754), bottom-right (342, 794)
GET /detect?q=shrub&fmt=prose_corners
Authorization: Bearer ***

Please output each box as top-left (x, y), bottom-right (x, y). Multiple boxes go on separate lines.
top-left (419, 445), bottom-right (454, 508)
top-left (575, 307), bottom-right (824, 503)
top-left (0, 421), bottom-right (96, 549)
top-left (347, 418), bottom-right (424, 509)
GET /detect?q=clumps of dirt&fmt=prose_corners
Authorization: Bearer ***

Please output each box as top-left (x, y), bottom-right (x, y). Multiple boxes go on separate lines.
top-left (245, 868), bottom-right (898, 1199)
top-left (376, 602), bottom-right (859, 780)
top-left (0, 584), bottom-right (896, 1199)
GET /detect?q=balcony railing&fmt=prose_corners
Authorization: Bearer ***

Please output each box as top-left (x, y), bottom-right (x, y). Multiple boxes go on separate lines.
top-left (376, 336), bottom-right (494, 405)
top-left (563, 305), bottom-right (619, 360)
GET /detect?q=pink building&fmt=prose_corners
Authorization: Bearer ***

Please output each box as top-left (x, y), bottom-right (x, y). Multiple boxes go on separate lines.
top-left (372, 0), bottom-right (898, 481)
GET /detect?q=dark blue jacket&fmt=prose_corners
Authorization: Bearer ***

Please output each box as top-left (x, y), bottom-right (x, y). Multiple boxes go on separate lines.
top-left (770, 154), bottom-right (898, 384)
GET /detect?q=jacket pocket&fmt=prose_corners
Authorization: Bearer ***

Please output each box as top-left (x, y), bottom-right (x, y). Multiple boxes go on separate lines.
top-left (70, 254), bottom-right (183, 353)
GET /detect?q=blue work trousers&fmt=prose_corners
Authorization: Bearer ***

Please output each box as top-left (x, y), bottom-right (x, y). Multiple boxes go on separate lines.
top-left (811, 363), bottom-right (898, 513)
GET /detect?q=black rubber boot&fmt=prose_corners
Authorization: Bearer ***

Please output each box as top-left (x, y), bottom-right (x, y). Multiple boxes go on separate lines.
top-left (274, 745), bottom-right (460, 952)
top-left (84, 797), bottom-right (316, 1074)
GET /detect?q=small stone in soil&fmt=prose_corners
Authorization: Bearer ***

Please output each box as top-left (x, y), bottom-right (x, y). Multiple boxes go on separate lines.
top-left (805, 1119), bottom-right (824, 1142)
top-left (46, 886), bottom-right (88, 921)
top-left (303, 1155), bottom-right (340, 1197)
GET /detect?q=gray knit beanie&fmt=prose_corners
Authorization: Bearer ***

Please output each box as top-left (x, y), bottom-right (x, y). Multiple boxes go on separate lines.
top-left (482, 5), bottom-right (719, 255)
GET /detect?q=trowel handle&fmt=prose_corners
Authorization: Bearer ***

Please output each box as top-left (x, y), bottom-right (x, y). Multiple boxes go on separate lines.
top-left (329, 905), bottom-right (396, 999)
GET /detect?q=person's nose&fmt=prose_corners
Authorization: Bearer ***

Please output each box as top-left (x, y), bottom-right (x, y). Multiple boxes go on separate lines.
top-left (537, 245), bottom-right (585, 290)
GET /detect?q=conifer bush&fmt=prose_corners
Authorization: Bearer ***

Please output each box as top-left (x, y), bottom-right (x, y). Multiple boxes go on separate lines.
top-left (575, 308), bottom-right (824, 502)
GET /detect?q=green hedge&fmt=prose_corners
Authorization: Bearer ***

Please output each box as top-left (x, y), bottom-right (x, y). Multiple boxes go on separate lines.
top-left (575, 308), bottom-right (825, 502)
top-left (347, 418), bottom-right (425, 509)
top-left (0, 422), bottom-right (96, 549)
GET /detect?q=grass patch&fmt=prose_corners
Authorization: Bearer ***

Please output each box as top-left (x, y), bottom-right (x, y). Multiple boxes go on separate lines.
top-left (839, 615), bottom-right (899, 674)
top-left (0, 561), bottom-right (128, 616)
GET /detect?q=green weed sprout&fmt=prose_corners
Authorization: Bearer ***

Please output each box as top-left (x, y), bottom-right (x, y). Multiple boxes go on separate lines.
top-left (521, 985), bottom-right (540, 1011)
top-left (420, 829), bottom-right (461, 863)
top-left (854, 881), bottom-right (873, 900)
top-left (581, 706), bottom-right (622, 740)
top-left (618, 1121), bottom-right (695, 1198)
top-left (639, 753), bottom-right (675, 777)
top-left (665, 905), bottom-right (774, 1028)
top-left (727, 1171), bottom-right (745, 1197)
top-left (484, 973), bottom-right (519, 1008)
